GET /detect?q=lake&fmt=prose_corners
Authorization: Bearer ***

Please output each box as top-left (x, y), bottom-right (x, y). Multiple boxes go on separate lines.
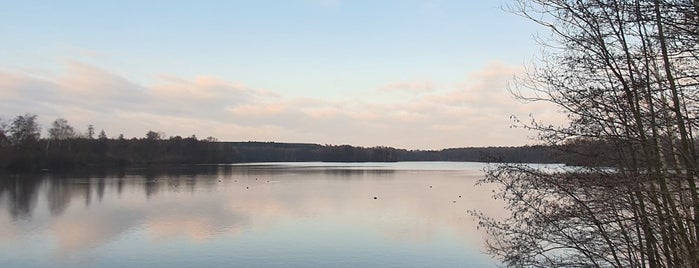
top-left (0, 162), bottom-right (505, 267)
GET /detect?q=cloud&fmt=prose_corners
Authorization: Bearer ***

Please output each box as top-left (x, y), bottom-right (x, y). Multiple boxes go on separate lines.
top-left (0, 62), bottom-right (274, 138)
top-left (0, 61), bottom-right (563, 148)
top-left (57, 61), bottom-right (147, 104)
top-left (377, 81), bottom-right (434, 93)
top-left (151, 75), bottom-right (252, 106)
top-left (0, 168), bottom-right (504, 258)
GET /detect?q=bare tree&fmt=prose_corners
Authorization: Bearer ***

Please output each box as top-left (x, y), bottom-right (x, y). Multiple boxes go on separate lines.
top-left (8, 113), bottom-right (40, 145)
top-left (0, 117), bottom-right (8, 146)
top-left (98, 130), bottom-right (107, 140)
top-left (48, 118), bottom-right (75, 140)
top-left (474, 0), bottom-right (699, 267)
top-left (145, 130), bottom-right (163, 140)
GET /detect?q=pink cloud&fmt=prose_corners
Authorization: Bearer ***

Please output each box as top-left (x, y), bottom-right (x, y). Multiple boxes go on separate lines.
top-left (378, 81), bottom-right (434, 93)
top-left (0, 60), bottom-right (564, 148)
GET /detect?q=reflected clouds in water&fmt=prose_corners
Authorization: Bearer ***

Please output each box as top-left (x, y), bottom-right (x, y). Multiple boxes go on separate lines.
top-left (0, 163), bottom-right (504, 264)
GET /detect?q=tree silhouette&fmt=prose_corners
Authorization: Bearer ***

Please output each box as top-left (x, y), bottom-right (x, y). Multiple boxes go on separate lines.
top-left (8, 113), bottom-right (40, 145)
top-left (86, 124), bottom-right (95, 139)
top-left (145, 131), bottom-right (162, 140)
top-left (98, 130), bottom-right (107, 140)
top-left (48, 118), bottom-right (75, 140)
top-left (473, 0), bottom-right (699, 267)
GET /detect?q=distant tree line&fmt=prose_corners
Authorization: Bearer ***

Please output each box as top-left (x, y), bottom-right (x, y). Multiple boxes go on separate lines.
top-left (0, 113), bottom-right (589, 172)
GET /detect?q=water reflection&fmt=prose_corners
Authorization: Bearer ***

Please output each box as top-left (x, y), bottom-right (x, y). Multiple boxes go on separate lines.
top-left (0, 174), bottom-right (42, 219)
top-left (0, 162), bottom-right (503, 267)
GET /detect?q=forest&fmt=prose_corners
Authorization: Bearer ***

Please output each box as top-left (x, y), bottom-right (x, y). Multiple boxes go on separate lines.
top-left (0, 113), bottom-right (581, 171)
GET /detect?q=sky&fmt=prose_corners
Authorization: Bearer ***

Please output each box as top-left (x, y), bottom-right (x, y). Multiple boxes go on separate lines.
top-left (0, 0), bottom-right (563, 150)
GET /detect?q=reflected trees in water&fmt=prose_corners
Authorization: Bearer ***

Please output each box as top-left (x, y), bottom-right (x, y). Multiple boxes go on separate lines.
top-left (0, 175), bottom-right (41, 219)
top-left (0, 167), bottom-right (208, 220)
top-left (0, 165), bottom-right (401, 221)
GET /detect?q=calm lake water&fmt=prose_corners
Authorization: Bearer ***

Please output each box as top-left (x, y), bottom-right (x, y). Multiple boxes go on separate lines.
top-left (0, 162), bottom-right (506, 267)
